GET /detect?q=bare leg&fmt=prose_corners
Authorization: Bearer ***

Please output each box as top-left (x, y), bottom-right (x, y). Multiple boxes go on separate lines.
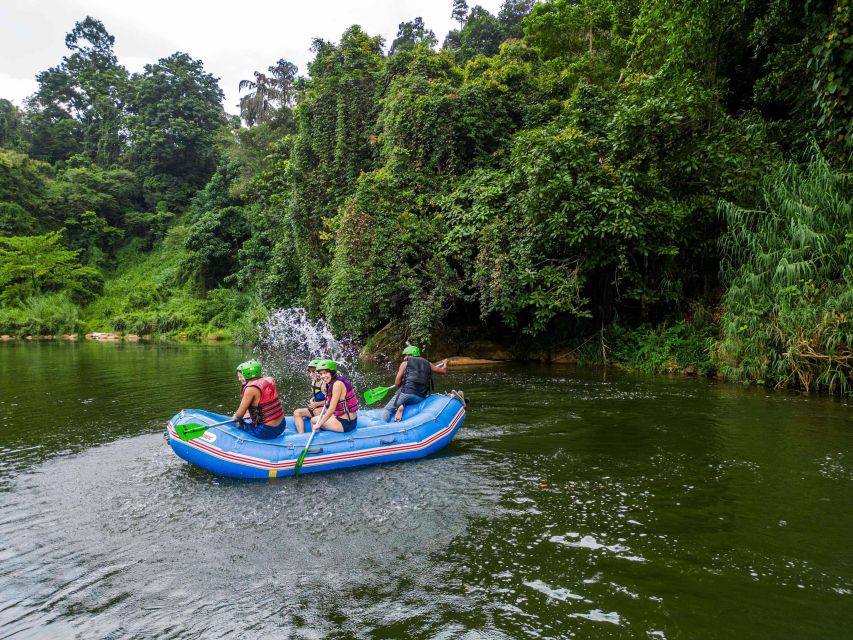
top-left (293, 407), bottom-right (313, 433)
top-left (311, 414), bottom-right (345, 432)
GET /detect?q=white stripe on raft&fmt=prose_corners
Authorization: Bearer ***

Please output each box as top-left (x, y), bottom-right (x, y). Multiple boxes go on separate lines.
top-left (168, 407), bottom-right (465, 471)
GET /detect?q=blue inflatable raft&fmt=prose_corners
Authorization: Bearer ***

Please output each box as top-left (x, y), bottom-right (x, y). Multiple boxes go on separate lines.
top-left (164, 393), bottom-right (466, 478)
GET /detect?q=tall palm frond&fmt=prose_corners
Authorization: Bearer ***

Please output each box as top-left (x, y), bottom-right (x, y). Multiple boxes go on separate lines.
top-left (238, 59), bottom-right (298, 126)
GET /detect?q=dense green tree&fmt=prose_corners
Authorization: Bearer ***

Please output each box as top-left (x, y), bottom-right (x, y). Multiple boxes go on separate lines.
top-left (0, 230), bottom-right (102, 303)
top-left (0, 203), bottom-right (35, 235)
top-left (288, 25), bottom-right (384, 313)
top-left (183, 205), bottom-right (250, 290)
top-left (379, 46), bottom-right (512, 179)
top-left (809, 0), bottom-right (853, 147)
top-left (454, 6), bottom-right (507, 59)
top-left (125, 52), bottom-right (227, 209)
top-left (25, 17), bottom-right (127, 165)
top-left (181, 159), bottom-right (250, 290)
top-left (0, 149), bottom-right (53, 224)
top-left (50, 160), bottom-right (140, 226)
top-left (523, 0), bottom-right (634, 80)
top-left (498, 0), bottom-right (535, 38)
top-left (322, 168), bottom-right (458, 343)
top-left (389, 17), bottom-right (437, 54)
top-left (0, 100), bottom-right (26, 152)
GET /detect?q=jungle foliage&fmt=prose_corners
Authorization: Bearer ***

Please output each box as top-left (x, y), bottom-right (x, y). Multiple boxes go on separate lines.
top-left (1, 3), bottom-right (851, 392)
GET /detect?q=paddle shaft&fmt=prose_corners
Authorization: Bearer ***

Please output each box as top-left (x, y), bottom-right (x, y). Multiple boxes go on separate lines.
top-left (294, 429), bottom-right (317, 476)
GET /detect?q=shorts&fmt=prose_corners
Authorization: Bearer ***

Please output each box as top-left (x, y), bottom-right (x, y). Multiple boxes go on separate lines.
top-left (339, 417), bottom-right (358, 433)
top-left (238, 421), bottom-right (285, 440)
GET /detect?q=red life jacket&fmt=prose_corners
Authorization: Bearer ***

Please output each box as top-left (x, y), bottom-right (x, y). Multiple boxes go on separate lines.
top-left (242, 376), bottom-right (284, 425)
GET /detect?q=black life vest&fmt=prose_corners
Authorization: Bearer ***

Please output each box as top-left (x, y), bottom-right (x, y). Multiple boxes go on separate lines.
top-left (400, 356), bottom-right (432, 397)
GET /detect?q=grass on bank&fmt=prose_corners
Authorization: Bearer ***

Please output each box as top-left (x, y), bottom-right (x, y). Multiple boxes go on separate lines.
top-left (609, 319), bottom-right (717, 376)
top-left (0, 226), bottom-right (265, 343)
top-left (0, 291), bottom-right (82, 336)
top-left (84, 228), bottom-right (264, 343)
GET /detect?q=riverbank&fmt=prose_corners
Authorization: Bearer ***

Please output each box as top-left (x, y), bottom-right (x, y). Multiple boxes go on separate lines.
top-left (7, 316), bottom-right (849, 397)
top-left (0, 332), bottom-right (227, 343)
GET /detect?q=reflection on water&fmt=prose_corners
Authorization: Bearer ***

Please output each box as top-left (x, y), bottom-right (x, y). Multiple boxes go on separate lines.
top-left (1, 341), bottom-right (852, 638)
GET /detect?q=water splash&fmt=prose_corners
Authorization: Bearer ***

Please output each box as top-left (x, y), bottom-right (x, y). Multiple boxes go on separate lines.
top-left (255, 308), bottom-right (361, 382)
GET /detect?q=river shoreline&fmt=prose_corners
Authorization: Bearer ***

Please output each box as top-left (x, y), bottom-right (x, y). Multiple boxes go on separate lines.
top-left (0, 332), bottom-right (226, 343)
top-left (0, 333), bottom-right (715, 385)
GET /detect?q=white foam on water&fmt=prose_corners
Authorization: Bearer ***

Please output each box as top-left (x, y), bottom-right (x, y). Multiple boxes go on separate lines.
top-left (550, 534), bottom-right (621, 551)
top-left (523, 579), bottom-right (584, 602)
top-left (549, 533), bottom-right (647, 563)
top-left (609, 582), bottom-right (640, 599)
top-left (570, 609), bottom-right (622, 625)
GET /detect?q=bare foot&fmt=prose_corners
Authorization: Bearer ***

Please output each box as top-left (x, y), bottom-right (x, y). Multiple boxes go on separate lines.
top-left (394, 406), bottom-right (404, 422)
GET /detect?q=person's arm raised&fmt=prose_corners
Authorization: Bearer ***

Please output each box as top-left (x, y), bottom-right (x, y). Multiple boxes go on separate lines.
top-left (430, 359), bottom-right (449, 374)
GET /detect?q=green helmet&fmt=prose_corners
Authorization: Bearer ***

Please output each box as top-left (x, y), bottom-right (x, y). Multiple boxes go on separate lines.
top-left (236, 359), bottom-right (262, 380)
top-left (315, 359), bottom-right (337, 372)
top-left (308, 359), bottom-right (323, 369)
top-left (402, 345), bottom-right (421, 357)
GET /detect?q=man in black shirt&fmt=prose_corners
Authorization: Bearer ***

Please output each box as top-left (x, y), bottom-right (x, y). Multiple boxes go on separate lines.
top-left (380, 345), bottom-right (448, 422)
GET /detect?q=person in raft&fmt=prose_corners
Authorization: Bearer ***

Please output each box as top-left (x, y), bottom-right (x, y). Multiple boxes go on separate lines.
top-left (381, 346), bottom-right (448, 422)
top-left (310, 359), bottom-right (359, 433)
top-left (293, 359), bottom-right (327, 433)
top-left (232, 359), bottom-right (285, 439)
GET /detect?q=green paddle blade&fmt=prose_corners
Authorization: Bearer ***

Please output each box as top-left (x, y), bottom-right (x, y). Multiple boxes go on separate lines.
top-left (293, 448), bottom-right (309, 477)
top-left (293, 431), bottom-right (317, 477)
top-left (174, 422), bottom-right (209, 442)
top-left (173, 418), bottom-right (236, 442)
top-left (364, 385), bottom-right (395, 404)
top-left (293, 430), bottom-right (316, 477)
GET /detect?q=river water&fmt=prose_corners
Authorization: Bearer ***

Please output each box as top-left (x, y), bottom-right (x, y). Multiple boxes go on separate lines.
top-left (0, 341), bottom-right (851, 639)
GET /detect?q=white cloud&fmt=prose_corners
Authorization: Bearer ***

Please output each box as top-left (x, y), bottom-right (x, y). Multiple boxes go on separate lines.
top-left (0, 74), bottom-right (38, 106)
top-left (1, 0), bottom-right (504, 115)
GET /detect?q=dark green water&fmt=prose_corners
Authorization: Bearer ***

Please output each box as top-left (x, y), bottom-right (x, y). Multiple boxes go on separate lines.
top-left (1, 341), bottom-right (852, 638)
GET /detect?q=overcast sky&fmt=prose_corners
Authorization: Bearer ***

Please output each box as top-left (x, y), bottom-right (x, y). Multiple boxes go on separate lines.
top-left (1, 0), bottom-right (504, 116)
